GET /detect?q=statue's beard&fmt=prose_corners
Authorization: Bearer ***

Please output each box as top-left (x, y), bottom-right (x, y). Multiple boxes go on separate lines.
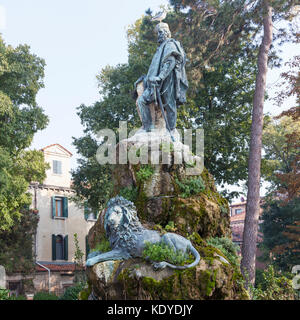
top-left (158, 34), bottom-right (169, 44)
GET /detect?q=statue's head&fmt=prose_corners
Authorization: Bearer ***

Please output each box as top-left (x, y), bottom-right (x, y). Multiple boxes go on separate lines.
top-left (155, 22), bottom-right (171, 44)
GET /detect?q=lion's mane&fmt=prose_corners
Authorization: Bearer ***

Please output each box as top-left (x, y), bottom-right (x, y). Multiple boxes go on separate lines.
top-left (104, 196), bottom-right (144, 252)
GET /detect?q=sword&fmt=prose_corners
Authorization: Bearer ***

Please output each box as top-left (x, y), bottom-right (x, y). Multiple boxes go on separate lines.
top-left (155, 83), bottom-right (175, 142)
top-left (153, 82), bottom-right (157, 107)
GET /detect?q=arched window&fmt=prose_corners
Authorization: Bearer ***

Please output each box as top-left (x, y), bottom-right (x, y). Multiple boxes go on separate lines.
top-left (56, 235), bottom-right (64, 260)
top-left (52, 234), bottom-right (68, 261)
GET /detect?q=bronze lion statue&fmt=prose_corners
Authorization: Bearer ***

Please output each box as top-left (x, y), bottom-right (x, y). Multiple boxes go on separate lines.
top-left (86, 196), bottom-right (200, 270)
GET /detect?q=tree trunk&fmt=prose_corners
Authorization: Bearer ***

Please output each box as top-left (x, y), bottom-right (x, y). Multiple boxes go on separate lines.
top-left (241, 2), bottom-right (273, 288)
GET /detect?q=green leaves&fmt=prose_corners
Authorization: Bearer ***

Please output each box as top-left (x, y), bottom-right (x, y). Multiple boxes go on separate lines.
top-left (136, 165), bottom-right (155, 183)
top-left (0, 35), bottom-right (48, 231)
top-left (0, 91), bottom-right (13, 117)
top-left (0, 208), bottom-right (39, 273)
top-left (73, 5), bottom-right (259, 205)
top-left (142, 241), bottom-right (191, 266)
top-left (91, 238), bottom-right (111, 254)
top-left (206, 237), bottom-right (240, 267)
top-left (252, 266), bottom-right (295, 300)
top-left (175, 176), bottom-right (205, 198)
top-left (0, 41), bottom-right (45, 106)
top-left (259, 198), bottom-right (300, 272)
top-left (0, 148), bottom-right (49, 231)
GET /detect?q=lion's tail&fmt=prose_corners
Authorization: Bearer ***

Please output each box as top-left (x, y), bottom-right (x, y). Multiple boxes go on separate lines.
top-left (164, 245), bottom-right (200, 270)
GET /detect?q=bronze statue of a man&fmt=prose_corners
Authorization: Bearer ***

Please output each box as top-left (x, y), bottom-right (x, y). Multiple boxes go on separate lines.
top-left (136, 22), bottom-right (188, 132)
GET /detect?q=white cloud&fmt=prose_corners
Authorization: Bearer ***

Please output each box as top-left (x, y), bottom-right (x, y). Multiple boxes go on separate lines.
top-left (0, 5), bottom-right (6, 30)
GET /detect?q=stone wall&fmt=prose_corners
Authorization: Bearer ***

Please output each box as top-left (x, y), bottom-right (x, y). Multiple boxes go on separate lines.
top-left (6, 271), bottom-right (75, 297)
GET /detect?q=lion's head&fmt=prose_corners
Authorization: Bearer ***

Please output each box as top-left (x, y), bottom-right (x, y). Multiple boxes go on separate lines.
top-left (104, 196), bottom-right (143, 249)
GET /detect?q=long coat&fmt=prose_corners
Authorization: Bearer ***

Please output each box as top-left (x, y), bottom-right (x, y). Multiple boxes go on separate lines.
top-left (144, 38), bottom-right (188, 107)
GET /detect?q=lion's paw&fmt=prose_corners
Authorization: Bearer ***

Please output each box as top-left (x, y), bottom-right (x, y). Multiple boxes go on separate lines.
top-left (86, 256), bottom-right (98, 267)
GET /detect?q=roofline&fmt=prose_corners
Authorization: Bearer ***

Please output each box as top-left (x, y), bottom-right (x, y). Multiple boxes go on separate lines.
top-left (230, 202), bottom-right (247, 207)
top-left (41, 144), bottom-right (73, 156)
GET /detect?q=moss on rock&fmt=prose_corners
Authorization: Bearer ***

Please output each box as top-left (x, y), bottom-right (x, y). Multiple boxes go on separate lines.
top-left (108, 158), bottom-right (231, 240)
top-left (86, 140), bottom-right (247, 300)
top-left (87, 240), bottom-right (249, 300)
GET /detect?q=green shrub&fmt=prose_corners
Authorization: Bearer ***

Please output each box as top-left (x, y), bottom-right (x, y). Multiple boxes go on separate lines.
top-left (142, 241), bottom-right (192, 266)
top-left (9, 294), bottom-right (27, 300)
top-left (119, 186), bottom-right (138, 202)
top-left (33, 291), bottom-right (59, 300)
top-left (78, 284), bottom-right (92, 300)
top-left (164, 221), bottom-right (177, 232)
top-left (252, 266), bottom-right (296, 300)
top-left (175, 176), bottom-right (205, 198)
top-left (59, 282), bottom-right (86, 300)
top-left (91, 238), bottom-right (111, 253)
top-left (206, 237), bottom-right (240, 267)
top-left (136, 165), bottom-right (154, 182)
top-left (0, 288), bottom-right (27, 300)
top-left (0, 288), bottom-right (10, 300)
top-left (219, 204), bottom-right (228, 215)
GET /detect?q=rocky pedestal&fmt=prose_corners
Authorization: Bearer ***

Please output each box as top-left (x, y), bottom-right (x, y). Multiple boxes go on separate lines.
top-left (84, 78), bottom-right (248, 300)
top-left (111, 128), bottom-right (231, 239)
top-left (86, 252), bottom-right (248, 300)
top-left (85, 128), bottom-right (249, 300)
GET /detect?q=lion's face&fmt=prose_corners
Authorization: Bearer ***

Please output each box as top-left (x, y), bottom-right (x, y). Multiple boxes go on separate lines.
top-left (105, 205), bottom-right (123, 230)
top-left (104, 199), bottom-right (141, 240)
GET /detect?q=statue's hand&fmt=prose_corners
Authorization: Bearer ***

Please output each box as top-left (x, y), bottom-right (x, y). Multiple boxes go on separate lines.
top-left (148, 76), bottom-right (161, 85)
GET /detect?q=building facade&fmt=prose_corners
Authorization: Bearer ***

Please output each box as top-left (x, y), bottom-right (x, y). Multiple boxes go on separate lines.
top-left (6, 144), bottom-right (96, 297)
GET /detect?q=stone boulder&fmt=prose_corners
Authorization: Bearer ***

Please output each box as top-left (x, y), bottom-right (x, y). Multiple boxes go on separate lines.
top-left (86, 129), bottom-right (248, 300)
top-left (86, 237), bottom-right (249, 300)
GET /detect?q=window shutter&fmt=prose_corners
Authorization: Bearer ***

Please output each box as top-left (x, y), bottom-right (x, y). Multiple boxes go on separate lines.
top-left (53, 160), bottom-right (57, 173)
top-left (63, 197), bottom-right (68, 218)
top-left (84, 201), bottom-right (89, 220)
top-left (51, 197), bottom-right (56, 218)
top-left (52, 234), bottom-right (56, 260)
top-left (85, 235), bottom-right (90, 259)
top-left (57, 161), bottom-right (62, 174)
top-left (64, 235), bottom-right (68, 261)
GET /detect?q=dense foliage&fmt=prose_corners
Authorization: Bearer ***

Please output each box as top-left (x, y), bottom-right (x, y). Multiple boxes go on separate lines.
top-left (259, 53), bottom-right (299, 274)
top-left (206, 237), bottom-right (240, 267)
top-left (0, 35), bottom-right (48, 231)
top-left (142, 241), bottom-right (192, 266)
top-left (262, 115), bottom-right (300, 196)
top-left (91, 238), bottom-right (111, 254)
top-left (0, 288), bottom-right (26, 300)
top-left (252, 266), bottom-right (296, 300)
top-left (33, 291), bottom-right (59, 300)
top-left (59, 282), bottom-right (86, 300)
top-left (259, 198), bottom-right (300, 272)
top-left (72, 2), bottom-right (261, 210)
top-left (0, 209), bottom-right (39, 273)
top-left (175, 176), bottom-right (205, 198)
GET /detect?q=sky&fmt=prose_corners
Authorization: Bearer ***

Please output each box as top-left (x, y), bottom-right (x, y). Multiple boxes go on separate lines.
top-left (0, 0), bottom-right (169, 168)
top-left (0, 1), bottom-right (299, 200)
